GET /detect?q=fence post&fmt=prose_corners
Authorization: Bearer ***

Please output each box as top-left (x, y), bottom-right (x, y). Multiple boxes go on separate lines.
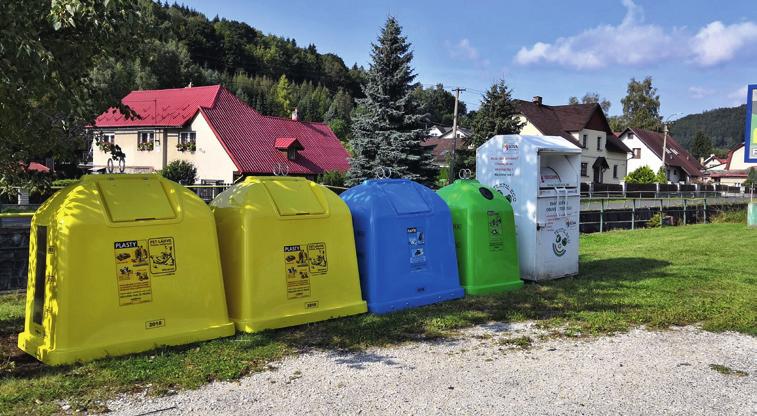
top-left (631, 198), bottom-right (636, 230)
top-left (599, 199), bottom-right (605, 233)
top-left (659, 198), bottom-right (664, 227)
top-left (683, 198), bottom-right (687, 225)
top-left (703, 198), bottom-right (707, 224)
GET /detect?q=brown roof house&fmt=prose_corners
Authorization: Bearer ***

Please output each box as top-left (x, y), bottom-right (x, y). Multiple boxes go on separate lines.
top-left (617, 128), bottom-right (704, 184)
top-left (516, 96), bottom-right (631, 184)
top-left (422, 126), bottom-right (473, 167)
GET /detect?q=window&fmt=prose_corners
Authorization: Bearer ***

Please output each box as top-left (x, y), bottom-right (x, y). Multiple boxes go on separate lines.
top-left (178, 131), bottom-right (196, 152)
top-left (101, 133), bottom-right (115, 144)
top-left (138, 131), bottom-right (155, 151)
top-left (633, 148), bottom-right (641, 159)
top-left (580, 162), bottom-right (588, 177)
top-left (613, 165), bottom-right (618, 178)
top-left (287, 148), bottom-right (297, 160)
top-left (582, 134), bottom-right (587, 148)
top-left (596, 136), bottom-right (602, 151)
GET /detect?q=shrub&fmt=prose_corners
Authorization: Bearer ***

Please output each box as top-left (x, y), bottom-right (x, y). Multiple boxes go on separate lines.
top-left (160, 160), bottom-right (197, 185)
top-left (655, 166), bottom-right (667, 184)
top-left (646, 212), bottom-right (663, 228)
top-left (624, 166), bottom-right (657, 184)
top-left (318, 170), bottom-right (346, 187)
top-left (711, 210), bottom-right (747, 224)
top-left (51, 178), bottom-right (80, 188)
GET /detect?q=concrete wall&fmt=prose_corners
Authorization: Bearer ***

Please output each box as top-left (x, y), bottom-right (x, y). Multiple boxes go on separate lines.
top-left (0, 223), bottom-right (30, 291)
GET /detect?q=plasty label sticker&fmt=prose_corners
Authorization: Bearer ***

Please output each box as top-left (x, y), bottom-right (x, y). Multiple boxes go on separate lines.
top-left (114, 240), bottom-right (152, 306)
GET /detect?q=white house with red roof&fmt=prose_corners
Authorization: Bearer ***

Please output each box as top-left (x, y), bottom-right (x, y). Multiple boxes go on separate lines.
top-left (91, 85), bottom-right (349, 183)
top-left (707, 143), bottom-right (757, 185)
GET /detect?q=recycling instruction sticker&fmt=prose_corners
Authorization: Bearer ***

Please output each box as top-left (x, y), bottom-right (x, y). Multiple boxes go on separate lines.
top-left (148, 237), bottom-right (176, 275)
top-left (487, 211), bottom-right (504, 251)
top-left (114, 240), bottom-right (153, 306)
top-left (284, 242), bottom-right (328, 300)
top-left (407, 227), bottom-right (427, 271)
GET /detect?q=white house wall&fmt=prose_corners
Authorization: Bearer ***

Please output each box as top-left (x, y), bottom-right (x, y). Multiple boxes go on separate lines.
top-left (170, 113), bottom-right (238, 183)
top-left (572, 128), bottom-right (627, 185)
top-left (729, 146), bottom-right (757, 171)
top-left (621, 132), bottom-right (688, 183)
top-left (92, 113), bottom-right (238, 183)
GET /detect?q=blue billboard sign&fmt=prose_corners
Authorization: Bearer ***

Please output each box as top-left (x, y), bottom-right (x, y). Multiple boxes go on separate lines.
top-left (745, 84), bottom-right (757, 163)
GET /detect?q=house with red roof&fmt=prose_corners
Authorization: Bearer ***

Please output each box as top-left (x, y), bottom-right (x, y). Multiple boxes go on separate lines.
top-left (515, 96), bottom-right (631, 185)
top-left (90, 85), bottom-right (349, 183)
top-left (706, 143), bottom-right (757, 185)
top-left (617, 128), bottom-right (703, 183)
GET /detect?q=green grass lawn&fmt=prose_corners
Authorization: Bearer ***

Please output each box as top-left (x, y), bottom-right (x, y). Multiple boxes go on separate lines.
top-left (0, 223), bottom-right (755, 415)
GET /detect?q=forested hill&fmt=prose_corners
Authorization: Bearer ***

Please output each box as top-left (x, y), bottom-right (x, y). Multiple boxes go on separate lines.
top-left (669, 105), bottom-right (746, 154)
top-left (92, 1), bottom-right (368, 137)
top-left (97, 2), bottom-right (464, 140)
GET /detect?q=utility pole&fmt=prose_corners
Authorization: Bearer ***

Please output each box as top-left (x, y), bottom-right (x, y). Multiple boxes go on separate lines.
top-left (660, 113), bottom-right (681, 184)
top-left (448, 87), bottom-right (466, 185)
top-left (662, 122), bottom-right (669, 183)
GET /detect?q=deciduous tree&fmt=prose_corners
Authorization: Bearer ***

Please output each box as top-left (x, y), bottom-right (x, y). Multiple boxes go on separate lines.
top-left (621, 76), bottom-right (662, 130)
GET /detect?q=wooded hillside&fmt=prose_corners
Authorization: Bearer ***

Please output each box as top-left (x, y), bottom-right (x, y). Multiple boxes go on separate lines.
top-left (670, 105), bottom-right (746, 154)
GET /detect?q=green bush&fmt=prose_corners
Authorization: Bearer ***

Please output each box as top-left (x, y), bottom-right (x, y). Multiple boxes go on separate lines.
top-left (160, 160), bottom-right (197, 184)
top-left (711, 210), bottom-right (747, 224)
top-left (317, 170), bottom-right (346, 187)
top-left (655, 166), bottom-right (667, 184)
top-left (647, 212), bottom-right (663, 228)
top-left (51, 178), bottom-right (80, 188)
top-left (624, 166), bottom-right (657, 184)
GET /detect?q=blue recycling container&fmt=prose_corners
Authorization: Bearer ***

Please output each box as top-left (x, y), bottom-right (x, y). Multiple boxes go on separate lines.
top-left (341, 179), bottom-right (464, 314)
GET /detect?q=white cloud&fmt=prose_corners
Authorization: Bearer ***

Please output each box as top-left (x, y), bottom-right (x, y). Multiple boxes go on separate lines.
top-left (446, 38), bottom-right (490, 67)
top-left (727, 85), bottom-right (748, 106)
top-left (688, 86), bottom-right (715, 99)
top-left (690, 21), bottom-right (757, 66)
top-left (514, 0), bottom-right (757, 69)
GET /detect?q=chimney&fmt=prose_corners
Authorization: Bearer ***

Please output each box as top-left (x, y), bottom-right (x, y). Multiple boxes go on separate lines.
top-left (532, 96), bottom-right (542, 106)
top-left (186, 82), bottom-right (193, 88)
top-left (291, 108), bottom-right (299, 121)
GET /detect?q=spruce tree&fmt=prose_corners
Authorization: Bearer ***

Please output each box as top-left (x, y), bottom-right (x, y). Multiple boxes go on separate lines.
top-left (691, 131), bottom-right (713, 159)
top-left (347, 17), bottom-right (437, 186)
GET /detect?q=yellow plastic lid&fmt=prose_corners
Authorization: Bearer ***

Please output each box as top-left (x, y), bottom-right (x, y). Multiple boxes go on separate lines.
top-left (262, 178), bottom-right (326, 216)
top-left (98, 177), bottom-right (176, 222)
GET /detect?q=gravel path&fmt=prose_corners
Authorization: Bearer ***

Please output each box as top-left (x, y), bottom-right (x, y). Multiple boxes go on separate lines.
top-left (106, 324), bottom-right (757, 416)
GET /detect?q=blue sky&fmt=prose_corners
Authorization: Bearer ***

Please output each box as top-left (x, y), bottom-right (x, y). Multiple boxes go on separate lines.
top-left (182, 0), bottom-right (757, 117)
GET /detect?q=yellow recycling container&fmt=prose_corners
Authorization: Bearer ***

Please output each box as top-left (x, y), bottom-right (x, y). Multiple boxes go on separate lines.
top-left (18, 174), bottom-right (235, 365)
top-left (211, 176), bottom-right (367, 332)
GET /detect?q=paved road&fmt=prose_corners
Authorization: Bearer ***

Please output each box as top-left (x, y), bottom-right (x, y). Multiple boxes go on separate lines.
top-left (106, 325), bottom-right (757, 416)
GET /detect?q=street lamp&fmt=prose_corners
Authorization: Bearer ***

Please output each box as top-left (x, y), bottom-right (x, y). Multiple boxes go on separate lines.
top-left (661, 113), bottom-right (682, 183)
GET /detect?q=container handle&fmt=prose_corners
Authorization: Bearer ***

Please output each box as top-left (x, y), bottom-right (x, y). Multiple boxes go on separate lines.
top-left (375, 167), bottom-right (392, 179)
top-left (273, 162), bottom-right (289, 176)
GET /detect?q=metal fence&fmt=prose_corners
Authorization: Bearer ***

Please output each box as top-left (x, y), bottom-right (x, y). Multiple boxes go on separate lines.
top-left (579, 197), bottom-right (750, 233)
top-left (581, 182), bottom-right (754, 199)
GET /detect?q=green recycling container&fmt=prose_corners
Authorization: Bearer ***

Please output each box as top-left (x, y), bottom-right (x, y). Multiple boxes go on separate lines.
top-left (437, 179), bottom-right (522, 295)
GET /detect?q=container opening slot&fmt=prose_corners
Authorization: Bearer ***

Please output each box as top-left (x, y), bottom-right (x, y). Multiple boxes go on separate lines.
top-left (32, 226), bottom-right (47, 326)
